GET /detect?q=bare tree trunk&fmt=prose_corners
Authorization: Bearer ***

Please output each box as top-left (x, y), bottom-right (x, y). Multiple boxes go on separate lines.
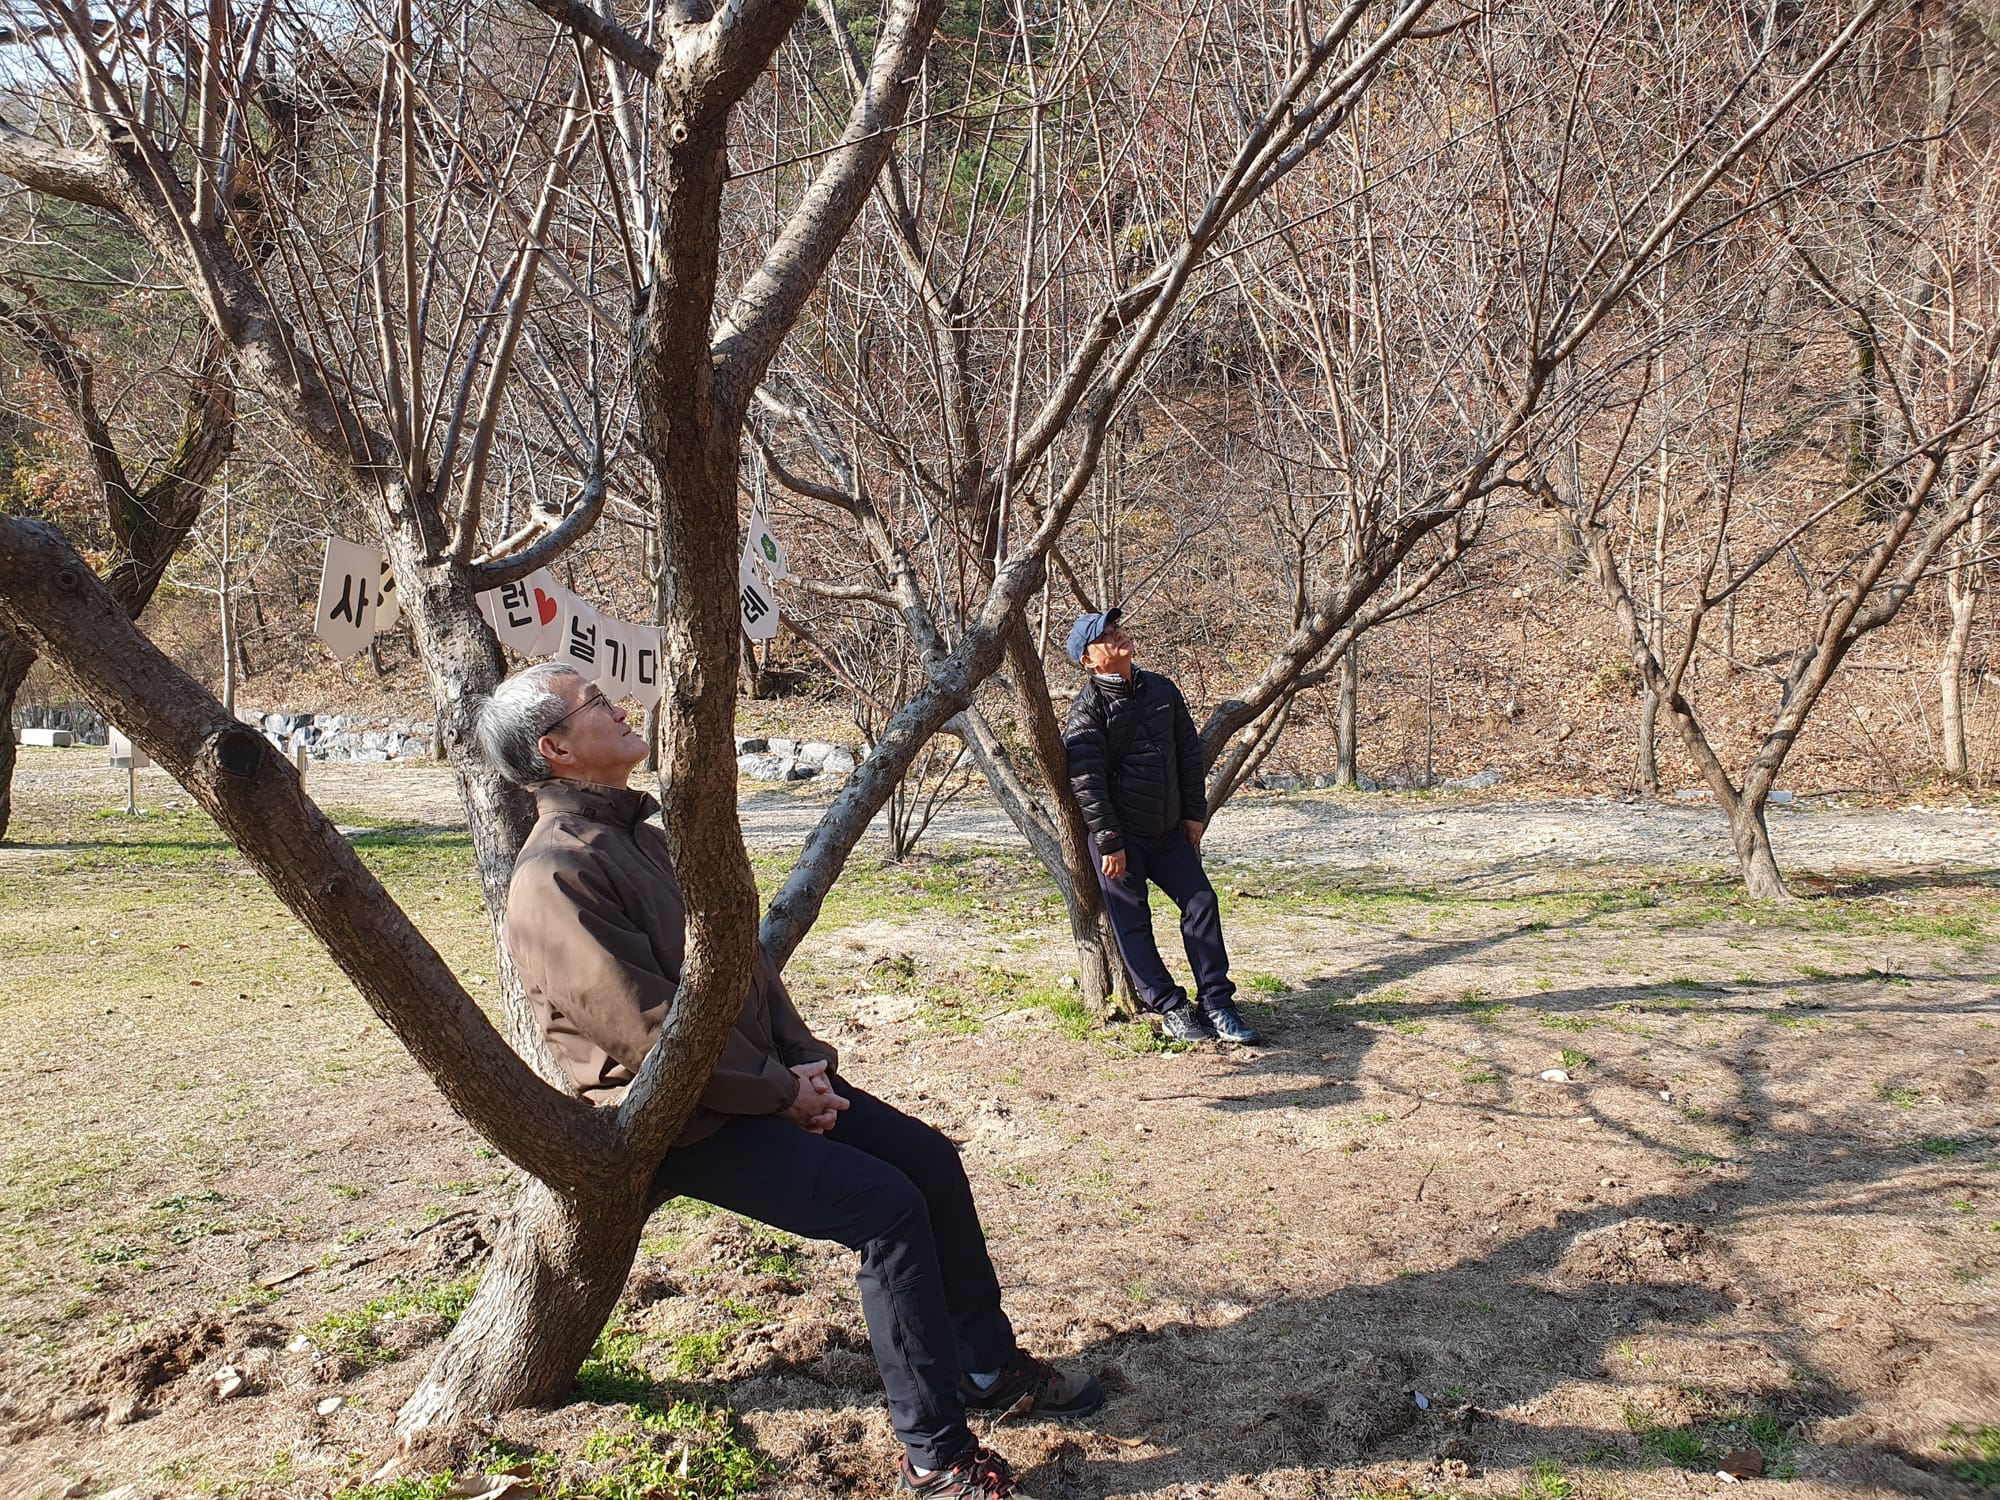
top-left (1000, 620), bottom-right (1123, 1017)
top-left (1637, 685), bottom-right (1662, 795)
top-left (1336, 641), bottom-right (1358, 787)
top-left (1941, 498), bottom-right (1983, 778)
top-left (219, 483), bottom-right (237, 718)
top-left (1638, 374), bottom-right (1669, 795)
top-left (1730, 795), bottom-right (1788, 901)
top-left (395, 1178), bottom-right (649, 1435)
top-left (1720, 536), bottom-right (1736, 676)
top-left (0, 625), bottom-right (33, 844)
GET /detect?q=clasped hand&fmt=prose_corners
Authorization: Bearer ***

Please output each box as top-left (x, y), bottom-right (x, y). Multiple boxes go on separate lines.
top-left (783, 1059), bottom-right (850, 1134)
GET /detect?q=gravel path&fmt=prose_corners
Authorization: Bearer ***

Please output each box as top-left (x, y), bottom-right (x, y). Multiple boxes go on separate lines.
top-left (11, 754), bottom-right (1996, 879)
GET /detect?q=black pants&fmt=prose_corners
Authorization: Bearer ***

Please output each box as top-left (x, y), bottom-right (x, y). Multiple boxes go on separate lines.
top-left (651, 1083), bottom-right (1015, 1468)
top-left (1096, 826), bottom-right (1235, 1013)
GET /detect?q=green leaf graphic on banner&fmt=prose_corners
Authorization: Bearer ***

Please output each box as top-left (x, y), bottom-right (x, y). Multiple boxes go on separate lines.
top-left (760, 536), bottom-right (777, 562)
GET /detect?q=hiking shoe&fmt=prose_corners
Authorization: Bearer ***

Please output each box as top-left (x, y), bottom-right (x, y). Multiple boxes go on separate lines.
top-left (1158, 1001), bottom-right (1217, 1043)
top-left (961, 1350), bottom-right (1105, 1419)
top-left (897, 1445), bottom-right (1038, 1498)
top-left (1201, 997), bottom-right (1265, 1045)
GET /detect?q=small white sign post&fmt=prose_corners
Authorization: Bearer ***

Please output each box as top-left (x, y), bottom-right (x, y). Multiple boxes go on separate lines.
top-left (108, 728), bottom-right (148, 815)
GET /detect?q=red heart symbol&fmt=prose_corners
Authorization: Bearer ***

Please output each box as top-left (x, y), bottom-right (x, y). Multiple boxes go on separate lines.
top-left (534, 588), bottom-right (557, 625)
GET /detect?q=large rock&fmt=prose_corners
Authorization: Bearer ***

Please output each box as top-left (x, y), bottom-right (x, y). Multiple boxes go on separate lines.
top-left (739, 753), bottom-right (795, 781)
top-left (797, 740), bottom-right (859, 774)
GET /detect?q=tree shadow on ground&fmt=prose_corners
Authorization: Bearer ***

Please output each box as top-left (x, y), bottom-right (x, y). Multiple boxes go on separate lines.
top-left (710, 931), bottom-right (1995, 1498)
top-left (1009, 974), bottom-right (1992, 1498)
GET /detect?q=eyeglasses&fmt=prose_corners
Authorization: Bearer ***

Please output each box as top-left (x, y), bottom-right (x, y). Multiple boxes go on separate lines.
top-left (543, 687), bottom-right (610, 737)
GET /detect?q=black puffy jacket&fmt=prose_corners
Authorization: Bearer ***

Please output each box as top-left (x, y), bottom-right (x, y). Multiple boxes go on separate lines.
top-left (1063, 670), bottom-right (1208, 853)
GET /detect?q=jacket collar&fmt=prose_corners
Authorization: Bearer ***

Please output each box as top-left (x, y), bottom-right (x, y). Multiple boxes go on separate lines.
top-left (533, 778), bottom-right (660, 830)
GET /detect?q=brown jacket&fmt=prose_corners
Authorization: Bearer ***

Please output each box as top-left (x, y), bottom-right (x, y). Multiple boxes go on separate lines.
top-left (505, 780), bottom-right (836, 1145)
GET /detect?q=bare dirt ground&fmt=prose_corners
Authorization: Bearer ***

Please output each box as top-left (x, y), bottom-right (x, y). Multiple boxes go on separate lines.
top-left (6, 751), bottom-right (1995, 879)
top-left (2, 748), bottom-right (1997, 1500)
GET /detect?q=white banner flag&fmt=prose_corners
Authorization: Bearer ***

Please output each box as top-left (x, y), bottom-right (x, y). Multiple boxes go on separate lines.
top-left (739, 553), bottom-right (780, 641)
top-left (746, 498), bottom-right (790, 582)
top-left (594, 615), bottom-right (635, 698)
top-left (478, 575), bottom-right (543, 655)
top-left (374, 553), bottom-right (401, 634)
top-left (555, 596), bottom-right (608, 678)
top-left (632, 627), bottom-right (665, 705)
top-left (477, 568), bottom-right (566, 657)
top-left (314, 537), bottom-right (383, 660)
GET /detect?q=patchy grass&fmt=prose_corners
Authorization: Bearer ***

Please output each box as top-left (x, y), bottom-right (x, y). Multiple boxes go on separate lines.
top-left (303, 1275), bottom-right (479, 1367)
top-left (1942, 1423), bottom-right (2000, 1487)
top-left (10, 761), bottom-right (2000, 1499)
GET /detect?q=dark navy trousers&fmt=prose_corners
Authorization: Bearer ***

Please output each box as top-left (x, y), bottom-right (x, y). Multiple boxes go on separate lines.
top-left (1096, 826), bottom-right (1235, 1013)
top-left (650, 1083), bottom-right (1014, 1469)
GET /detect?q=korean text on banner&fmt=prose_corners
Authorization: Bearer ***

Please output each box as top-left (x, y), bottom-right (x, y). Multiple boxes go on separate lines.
top-left (557, 597), bottom-right (607, 677)
top-left (739, 551), bottom-right (780, 641)
top-left (314, 537), bottom-right (383, 661)
top-left (594, 615), bottom-right (635, 698)
top-left (632, 627), bottom-right (665, 704)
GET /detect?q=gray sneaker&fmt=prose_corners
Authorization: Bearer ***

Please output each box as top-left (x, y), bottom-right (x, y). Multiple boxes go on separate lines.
top-left (1159, 1001), bottom-right (1217, 1042)
top-left (1201, 997), bottom-right (1266, 1045)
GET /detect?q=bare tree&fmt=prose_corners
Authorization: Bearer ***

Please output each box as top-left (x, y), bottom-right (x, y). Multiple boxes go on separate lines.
top-left (1182, 0), bottom-right (1901, 833)
top-left (0, 290), bottom-right (234, 839)
top-left (1544, 5), bottom-right (2000, 896)
top-left (751, 0), bottom-right (1454, 1014)
top-left (0, 0), bottom-right (951, 1432)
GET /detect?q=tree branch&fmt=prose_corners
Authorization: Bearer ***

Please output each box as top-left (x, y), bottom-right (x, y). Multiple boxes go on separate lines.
top-left (0, 518), bottom-right (624, 1195)
top-left (710, 0), bottom-right (945, 412)
top-left (518, 0), bottom-right (663, 77)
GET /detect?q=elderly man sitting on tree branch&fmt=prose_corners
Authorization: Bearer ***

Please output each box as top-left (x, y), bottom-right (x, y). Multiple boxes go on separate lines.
top-left (476, 663), bottom-right (1098, 1500)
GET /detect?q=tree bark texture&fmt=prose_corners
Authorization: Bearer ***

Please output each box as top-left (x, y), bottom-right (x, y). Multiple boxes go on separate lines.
top-left (395, 1178), bottom-right (650, 1435)
top-left (1636, 685), bottom-right (1661, 796)
top-left (0, 624), bottom-right (34, 843)
top-left (1730, 800), bottom-right (1789, 902)
top-left (1336, 643), bottom-right (1358, 788)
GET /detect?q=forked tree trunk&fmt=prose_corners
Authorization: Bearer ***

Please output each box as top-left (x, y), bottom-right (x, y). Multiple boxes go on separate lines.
top-left (1729, 795), bottom-right (1788, 901)
top-left (0, 625), bottom-right (33, 843)
top-left (395, 1177), bottom-right (651, 1434)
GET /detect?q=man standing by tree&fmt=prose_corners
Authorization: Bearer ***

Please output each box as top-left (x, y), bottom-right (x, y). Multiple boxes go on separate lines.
top-left (477, 663), bottom-right (1100, 1499)
top-left (1062, 611), bottom-right (1264, 1046)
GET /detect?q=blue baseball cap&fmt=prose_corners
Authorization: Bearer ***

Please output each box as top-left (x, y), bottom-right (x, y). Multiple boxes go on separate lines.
top-left (1065, 607), bottom-right (1122, 665)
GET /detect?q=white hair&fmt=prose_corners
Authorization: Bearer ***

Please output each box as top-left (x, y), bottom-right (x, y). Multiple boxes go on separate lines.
top-left (475, 662), bottom-right (586, 786)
